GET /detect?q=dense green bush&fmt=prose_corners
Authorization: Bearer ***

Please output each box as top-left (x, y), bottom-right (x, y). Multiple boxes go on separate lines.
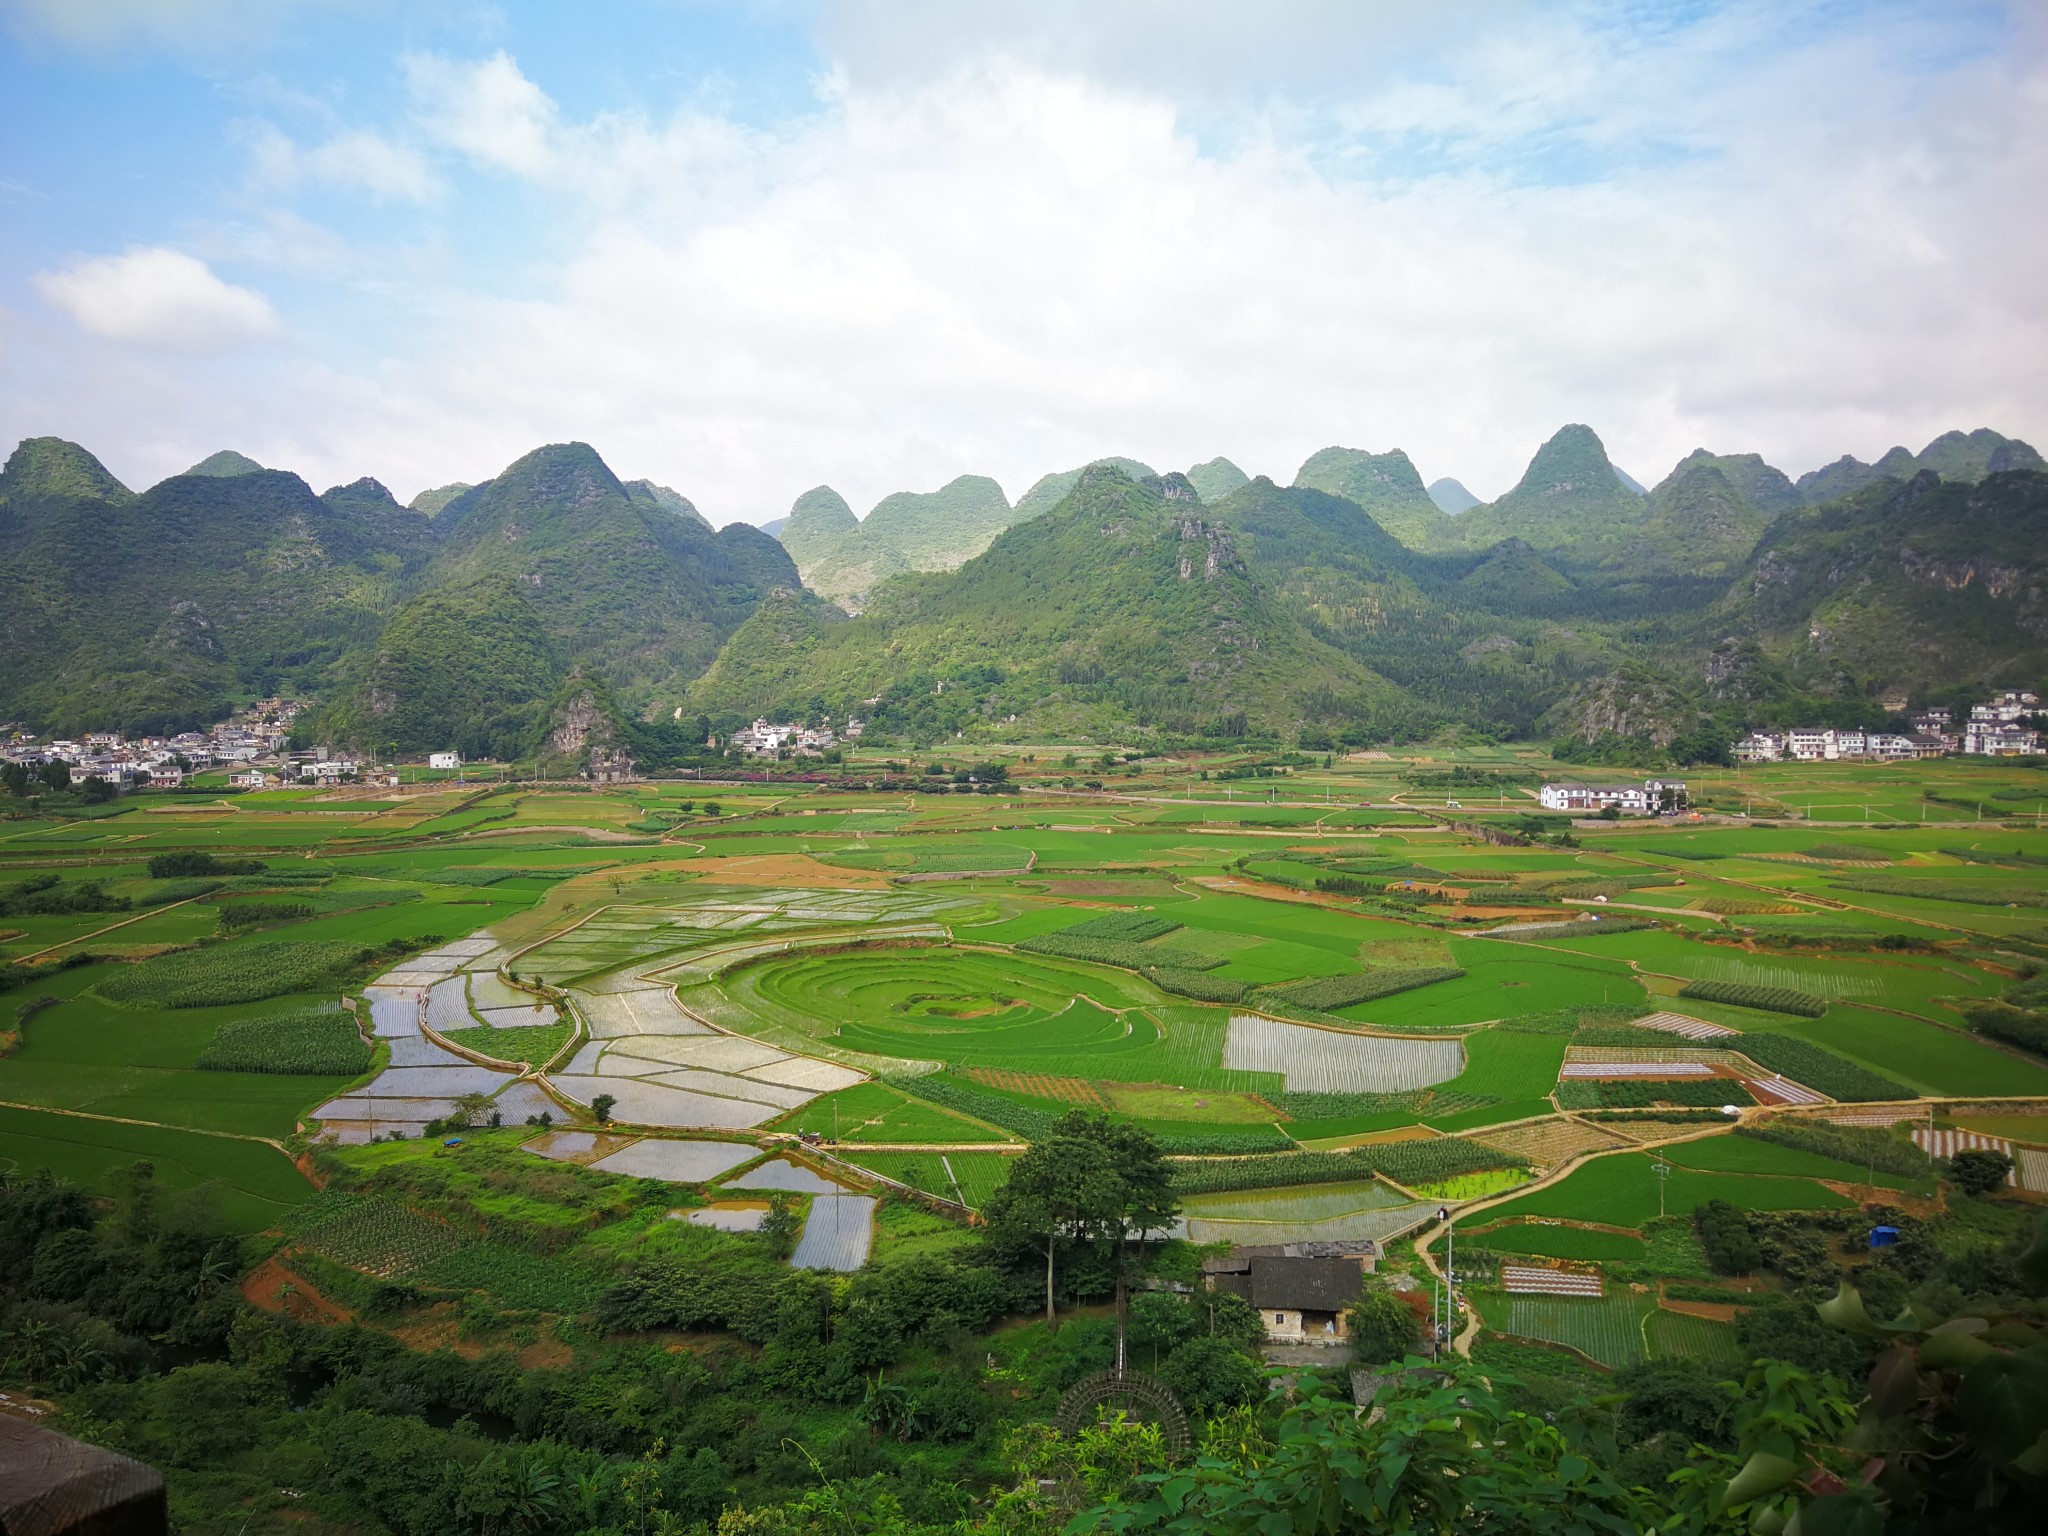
top-left (217, 901), bottom-right (317, 931)
top-left (1693, 1198), bottom-right (1760, 1273)
top-left (1677, 978), bottom-right (1828, 1017)
top-left (886, 1072), bottom-right (1061, 1140)
top-left (0, 874), bottom-right (131, 917)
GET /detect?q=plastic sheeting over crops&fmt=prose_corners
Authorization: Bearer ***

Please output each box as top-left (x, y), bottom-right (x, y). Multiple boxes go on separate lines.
top-left (1222, 1014), bottom-right (1461, 1092)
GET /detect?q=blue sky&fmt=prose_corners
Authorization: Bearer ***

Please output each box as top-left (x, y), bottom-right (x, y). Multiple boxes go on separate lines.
top-left (2, 1), bottom-right (2042, 520)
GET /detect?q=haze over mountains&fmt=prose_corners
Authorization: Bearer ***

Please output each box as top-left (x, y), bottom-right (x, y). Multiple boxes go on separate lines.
top-left (2, 420), bottom-right (2043, 764)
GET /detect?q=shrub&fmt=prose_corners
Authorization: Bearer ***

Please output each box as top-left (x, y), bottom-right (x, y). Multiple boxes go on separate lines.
top-left (1677, 979), bottom-right (1828, 1017)
top-left (1265, 967), bottom-right (1465, 1011)
top-left (217, 901), bottom-right (317, 931)
top-left (887, 1073), bottom-right (1060, 1140)
top-left (1947, 1148), bottom-right (2014, 1197)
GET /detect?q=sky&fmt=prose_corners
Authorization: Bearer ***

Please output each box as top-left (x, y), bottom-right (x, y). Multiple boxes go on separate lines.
top-left (1, 0), bottom-right (2044, 523)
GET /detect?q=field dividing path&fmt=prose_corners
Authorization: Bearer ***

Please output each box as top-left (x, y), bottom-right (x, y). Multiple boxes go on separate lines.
top-left (16, 893), bottom-right (211, 963)
top-left (0, 1097), bottom-right (294, 1154)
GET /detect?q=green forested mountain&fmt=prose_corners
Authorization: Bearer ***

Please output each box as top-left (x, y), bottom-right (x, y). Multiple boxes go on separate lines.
top-left (1438, 424), bottom-right (1647, 559)
top-left (1184, 456), bottom-right (1250, 502)
top-left (1618, 462), bottom-right (1771, 577)
top-left (408, 482), bottom-right (473, 517)
top-left (1011, 457), bottom-right (1155, 520)
top-left (1426, 476), bottom-right (1479, 513)
top-left (779, 485), bottom-right (860, 570)
top-left (1291, 445), bottom-right (1451, 549)
top-left (781, 475), bottom-right (1022, 606)
top-left (1712, 468), bottom-right (2048, 690)
top-left (624, 478), bottom-right (711, 527)
top-left (690, 467), bottom-right (1408, 738)
top-left (183, 449), bottom-right (266, 478)
top-left (1793, 429), bottom-right (2043, 504)
top-left (0, 436), bottom-right (132, 504)
top-left (1651, 449), bottom-right (1802, 518)
top-left (0, 447), bottom-right (432, 732)
top-left (320, 443), bottom-right (796, 752)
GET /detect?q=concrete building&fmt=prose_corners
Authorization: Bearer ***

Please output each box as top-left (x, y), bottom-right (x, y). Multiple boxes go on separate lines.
top-left (428, 751), bottom-right (462, 770)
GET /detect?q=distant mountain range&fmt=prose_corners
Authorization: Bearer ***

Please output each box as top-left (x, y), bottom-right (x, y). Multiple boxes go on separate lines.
top-left (2, 420), bottom-right (2042, 763)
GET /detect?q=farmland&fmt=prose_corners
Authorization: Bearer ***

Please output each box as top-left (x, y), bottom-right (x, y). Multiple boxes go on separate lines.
top-left (0, 747), bottom-right (2043, 1354)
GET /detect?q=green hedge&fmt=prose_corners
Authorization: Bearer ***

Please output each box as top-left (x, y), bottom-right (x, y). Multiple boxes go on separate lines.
top-left (1060, 913), bottom-right (1182, 942)
top-left (1677, 979), bottom-right (1828, 1017)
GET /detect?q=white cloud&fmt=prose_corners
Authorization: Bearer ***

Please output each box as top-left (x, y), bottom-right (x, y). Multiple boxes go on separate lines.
top-left (33, 248), bottom-right (283, 352)
top-left (0, 0), bottom-right (328, 52)
top-left (404, 50), bottom-right (560, 179)
top-left (243, 122), bottom-right (442, 203)
top-left (8, 5), bottom-right (2047, 517)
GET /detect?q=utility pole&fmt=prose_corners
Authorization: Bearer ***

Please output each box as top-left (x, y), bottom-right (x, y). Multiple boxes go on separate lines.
top-left (1654, 1159), bottom-right (1671, 1219)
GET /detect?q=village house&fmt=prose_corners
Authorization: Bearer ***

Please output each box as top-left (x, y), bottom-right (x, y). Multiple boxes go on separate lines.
top-left (428, 751), bottom-right (462, 770)
top-left (1203, 1253), bottom-right (1371, 1345)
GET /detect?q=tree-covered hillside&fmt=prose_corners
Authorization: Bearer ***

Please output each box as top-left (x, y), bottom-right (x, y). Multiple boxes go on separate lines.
top-left (692, 466), bottom-right (1410, 739)
top-left (0, 443), bottom-right (434, 733)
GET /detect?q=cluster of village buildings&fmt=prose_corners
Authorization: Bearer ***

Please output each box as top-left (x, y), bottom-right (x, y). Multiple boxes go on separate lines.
top-left (1536, 778), bottom-right (1689, 815)
top-left (720, 717), bottom-right (864, 757)
top-left (0, 700), bottom-right (470, 791)
top-left (1732, 692), bottom-right (2042, 763)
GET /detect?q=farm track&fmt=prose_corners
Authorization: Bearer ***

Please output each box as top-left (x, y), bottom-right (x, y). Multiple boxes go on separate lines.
top-left (14, 892), bottom-right (213, 962)
top-left (0, 1096), bottom-right (293, 1154)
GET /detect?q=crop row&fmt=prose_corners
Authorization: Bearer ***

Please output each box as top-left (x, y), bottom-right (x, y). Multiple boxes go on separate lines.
top-left (1724, 1033), bottom-right (1909, 1102)
top-left (97, 940), bottom-right (364, 1008)
top-left (1677, 979), bottom-right (1828, 1017)
top-left (287, 1194), bottom-right (466, 1279)
top-left (414, 1242), bottom-right (603, 1312)
top-left (1736, 1120), bottom-right (1930, 1177)
top-left (1167, 1137), bottom-right (1521, 1195)
top-left (1832, 876), bottom-right (2047, 908)
top-left (1060, 913), bottom-right (1182, 943)
top-left (196, 1007), bottom-right (372, 1076)
top-left (1264, 967), bottom-right (1465, 1012)
top-left (1488, 918), bottom-right (1655, 939)
top-left (1015, 933), bottom-right (1224, 972)
top-left (886, 1072), bottom-right (1063, 1140)
top-left (1574, 1079), bottom-right (1756, 1109)
top-left (1144, 966), bottom-right (1247, 1003)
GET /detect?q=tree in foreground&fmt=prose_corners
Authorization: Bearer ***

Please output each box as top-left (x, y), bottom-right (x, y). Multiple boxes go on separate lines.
top-left (980, 1112), bottom-right (1178, 1324)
